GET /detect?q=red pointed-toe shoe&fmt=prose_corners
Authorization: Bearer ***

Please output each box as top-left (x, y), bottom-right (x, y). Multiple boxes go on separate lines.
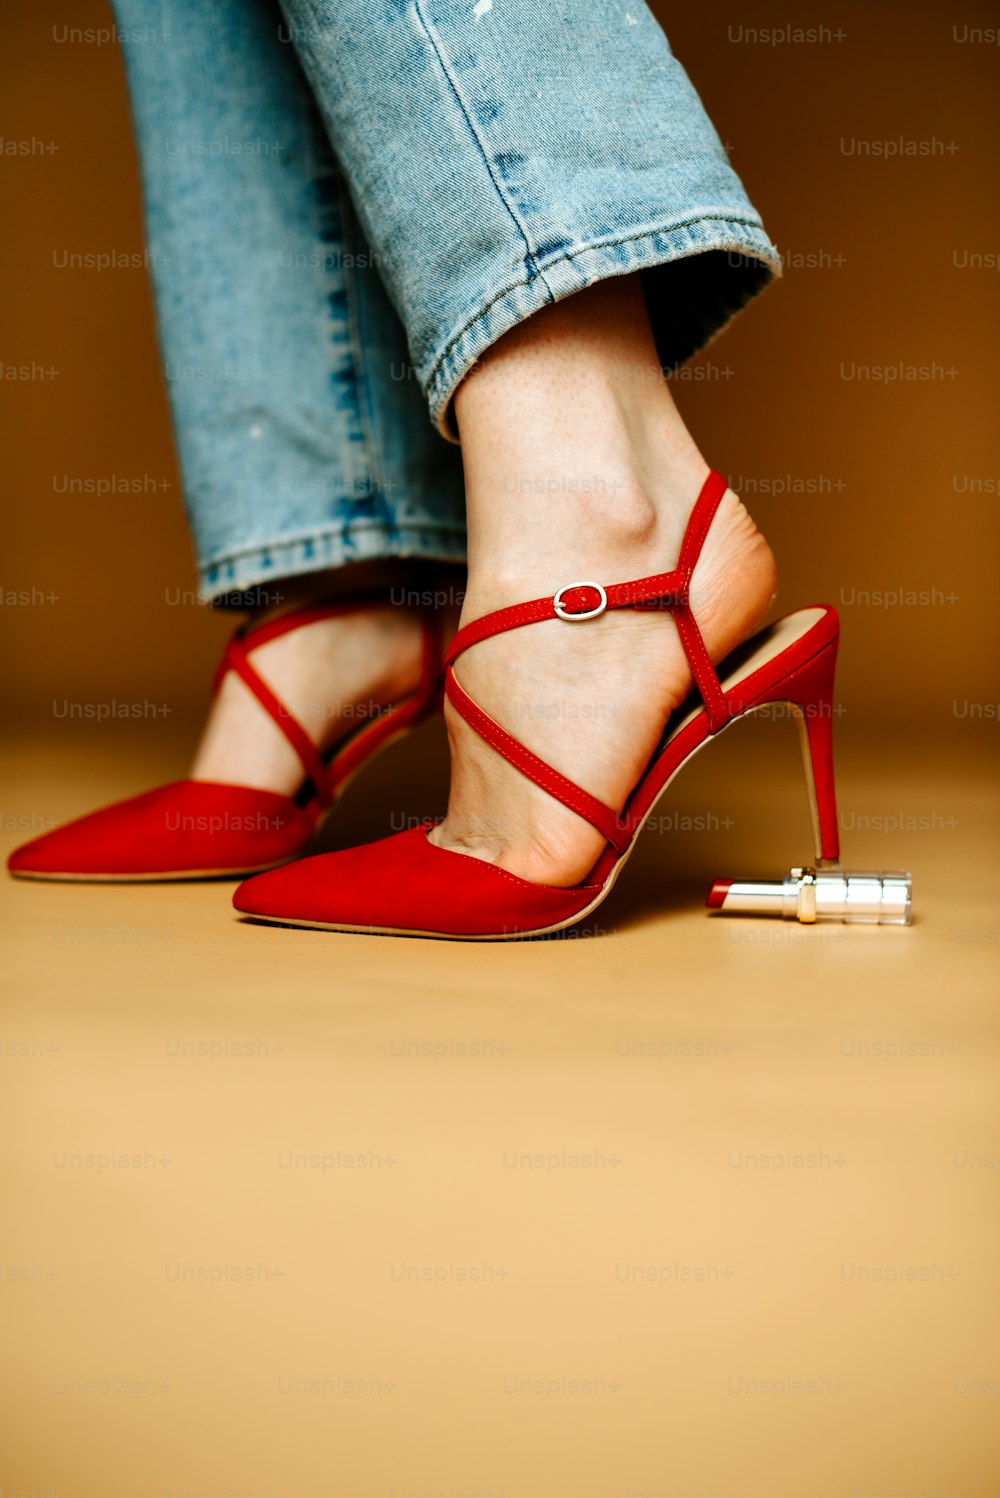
top-left (233, 470), bottom-right (841, 939)
top-left (8, 598), bottom-right (442, 882)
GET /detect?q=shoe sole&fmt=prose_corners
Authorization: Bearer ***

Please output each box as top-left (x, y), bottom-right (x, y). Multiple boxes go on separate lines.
top-left (8, 858), bottom-right (296, 884)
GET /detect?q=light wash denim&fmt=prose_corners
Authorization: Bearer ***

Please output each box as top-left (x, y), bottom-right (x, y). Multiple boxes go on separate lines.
top-left (113, 0), bottom-right (468, 600)
top-left (113, 0), bottom-right (779, 600)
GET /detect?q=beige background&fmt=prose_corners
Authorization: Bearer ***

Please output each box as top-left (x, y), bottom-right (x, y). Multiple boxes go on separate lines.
top-left (2, 2), bottom-right (999, 1495)
top-left (2, 0), bottom-right (998, 725)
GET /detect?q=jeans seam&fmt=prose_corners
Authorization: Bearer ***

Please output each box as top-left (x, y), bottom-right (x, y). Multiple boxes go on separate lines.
top-left (425, 212), bottom-right (776, 394)
top-left (305, 118), bottom-right (372, 493)
top-left (335, 172), bottom-right (388, 508)
top-left (411, 0), bottom-right (554, 301)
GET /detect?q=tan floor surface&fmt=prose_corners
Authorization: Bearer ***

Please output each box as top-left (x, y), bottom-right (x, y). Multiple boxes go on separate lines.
top-left (2, 719), bottom-right (998, 1497)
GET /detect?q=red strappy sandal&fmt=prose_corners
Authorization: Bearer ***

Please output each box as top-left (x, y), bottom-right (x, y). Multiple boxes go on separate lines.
top-left (7, 598), bottom-right (442, 881)
top-left (233, 470), bottom-right (841, 939)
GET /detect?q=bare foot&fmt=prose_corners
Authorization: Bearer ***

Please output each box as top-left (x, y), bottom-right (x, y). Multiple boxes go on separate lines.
top-left (429, 280), bottom-right (777, 886)
top-left (192, 581), bottom-right (436, 798)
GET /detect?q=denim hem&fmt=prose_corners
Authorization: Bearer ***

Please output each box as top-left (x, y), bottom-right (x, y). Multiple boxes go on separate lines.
top-left (425, 215), bottom-right (781, 440)
top-left (199, 520), bottom-right (468, 604)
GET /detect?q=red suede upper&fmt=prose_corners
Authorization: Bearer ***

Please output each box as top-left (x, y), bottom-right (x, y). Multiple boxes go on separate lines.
top-left (228, 465), bottom-right (844, 937)
top-left (8, 595), bottom-right (442, 880)
top-left (232, 606), bottom-right (842, 936)
top-left (8, 780), bottom-right (316, 877)
top-left (233, 826), bottom-right (600, 936)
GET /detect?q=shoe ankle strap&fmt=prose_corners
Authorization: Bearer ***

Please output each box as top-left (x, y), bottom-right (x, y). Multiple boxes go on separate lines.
top-left (212, 593), bottom-right (443, 808)
top-left (441, 469), bottom-right (733, 856)
top-left (211, 596), bottom-right (369, 696)
top-left (445, 468), bottom-right (731, 733)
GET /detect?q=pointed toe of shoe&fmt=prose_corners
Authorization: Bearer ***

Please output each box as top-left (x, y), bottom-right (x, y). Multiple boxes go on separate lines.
top-left (233, 851), bottom-right (392, 927)
top-left (233, 860), bottom-right (313, 920)
top-left (7, 781), bottom-right (315, 880)
top-left (232, 825), bottom-right (600, 938)
top-left (8, 813), bottom-right (127, 879)
top-left (8, 830), bottom-right (71, 877)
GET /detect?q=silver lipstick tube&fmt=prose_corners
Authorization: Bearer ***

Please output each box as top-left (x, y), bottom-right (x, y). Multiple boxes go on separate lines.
top-left (707, 868), bottom-right (912, 925)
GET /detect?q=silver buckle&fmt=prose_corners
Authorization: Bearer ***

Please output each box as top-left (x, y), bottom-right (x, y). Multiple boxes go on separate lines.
top-left (553, 581), bottom-right (608, 622)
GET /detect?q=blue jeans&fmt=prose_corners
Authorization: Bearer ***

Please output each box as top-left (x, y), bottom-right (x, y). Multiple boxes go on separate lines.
top-left (112, 0), bottom-right (779, 601)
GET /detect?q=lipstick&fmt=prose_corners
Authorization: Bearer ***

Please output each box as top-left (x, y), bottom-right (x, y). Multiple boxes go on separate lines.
top-left (706, 867), bottom-right (911, 925)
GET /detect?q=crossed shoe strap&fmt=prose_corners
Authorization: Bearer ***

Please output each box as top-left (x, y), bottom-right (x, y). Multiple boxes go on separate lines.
top-left (443, 469), bottom-right (731, 854)
top-left (213, 598), bottom-right (443, 808)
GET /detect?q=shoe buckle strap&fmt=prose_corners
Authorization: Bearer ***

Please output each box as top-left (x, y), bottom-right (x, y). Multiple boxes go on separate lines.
top-left (552, 569), bottom-right (690, 621)
top-left (553, 581), bottom-right (608, 621)
top-left (441, 468), bottom-right (735, 857)
top-left (211, 629), bottom-right (247, 697)
top-left (212, 626), bottom-right (335, 807)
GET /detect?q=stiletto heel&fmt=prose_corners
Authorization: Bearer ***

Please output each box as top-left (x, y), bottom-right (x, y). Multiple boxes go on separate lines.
top-left (752, 637), bottom-right (840, 866)
top-left (8, 597), bottom-right (442, 882)
top-left (790, 641), bottom-right (840, 867)
top-left (234, 469), bottom-right (844, 939)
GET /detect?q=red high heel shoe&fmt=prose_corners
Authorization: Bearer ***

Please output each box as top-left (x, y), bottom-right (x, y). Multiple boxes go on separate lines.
top-left (233, 470), bottom-right (841, 938)
top-left (8, 598), bottom-right (442, 881)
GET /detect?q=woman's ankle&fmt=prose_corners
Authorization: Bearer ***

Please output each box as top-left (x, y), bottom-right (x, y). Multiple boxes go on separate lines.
top-left (456, 283), bottom-right (722, 603)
